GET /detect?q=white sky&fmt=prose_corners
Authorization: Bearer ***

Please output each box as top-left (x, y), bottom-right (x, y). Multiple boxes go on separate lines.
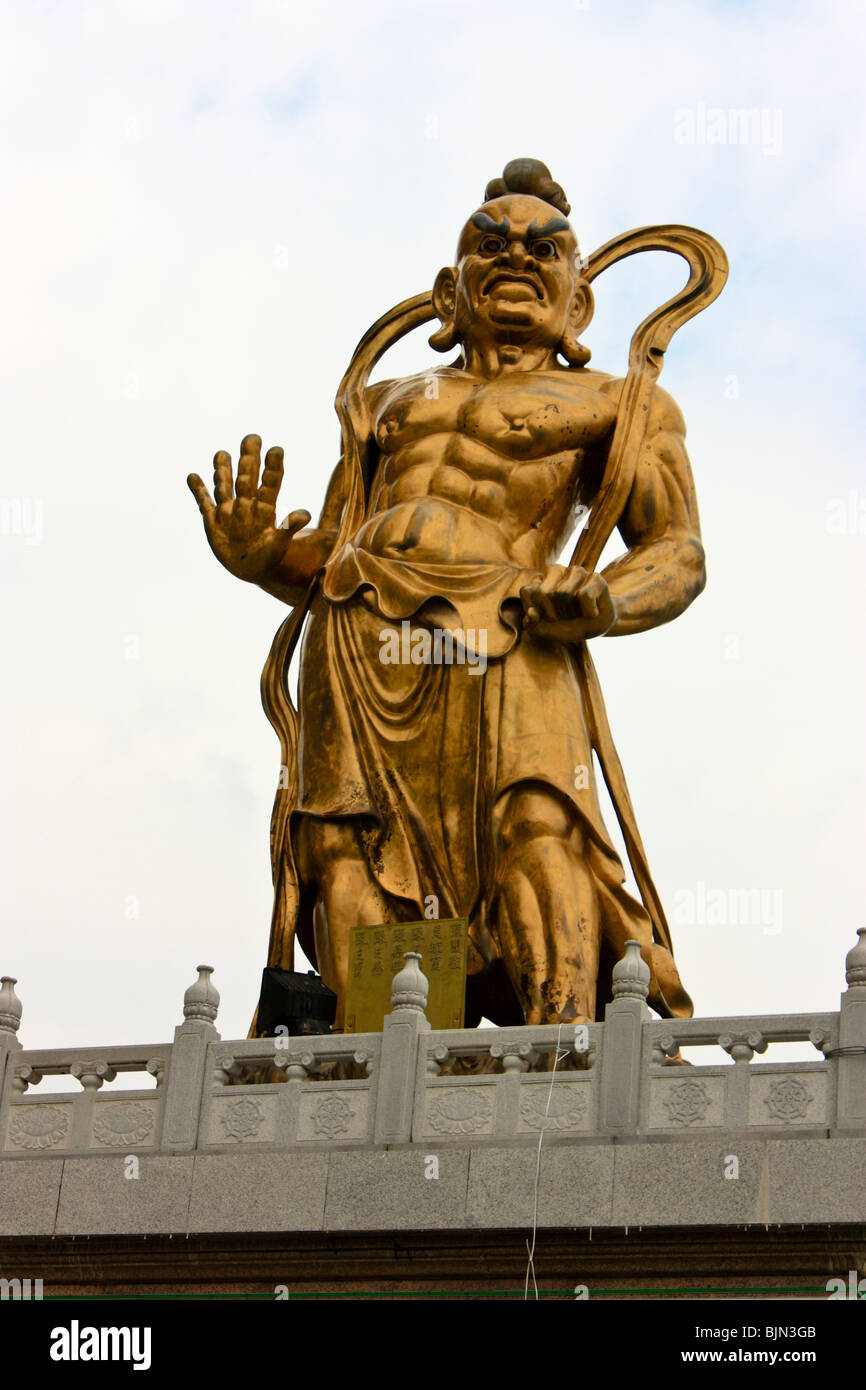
top-left (1, 0), bottom-right (864, 1052)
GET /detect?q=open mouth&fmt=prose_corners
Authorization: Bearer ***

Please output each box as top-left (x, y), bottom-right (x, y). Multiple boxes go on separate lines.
top-left (483, 272), bottom-right (542, 299)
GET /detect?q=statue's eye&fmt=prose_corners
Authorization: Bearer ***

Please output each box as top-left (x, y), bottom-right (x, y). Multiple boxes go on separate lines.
top-left (479, 235), bottom-right (506, 255)
top-left (531, 239), bottom-right (557, 260)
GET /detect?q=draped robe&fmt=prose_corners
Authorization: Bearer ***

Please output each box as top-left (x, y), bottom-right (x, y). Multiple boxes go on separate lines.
top-left (285, 535), bottom-right (693, 1022)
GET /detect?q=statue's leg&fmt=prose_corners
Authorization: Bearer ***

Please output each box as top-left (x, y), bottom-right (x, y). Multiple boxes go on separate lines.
top-left (294, 814), bottom-right (390, 1029)
top-left (492, 784), bottom-right (601, 1025)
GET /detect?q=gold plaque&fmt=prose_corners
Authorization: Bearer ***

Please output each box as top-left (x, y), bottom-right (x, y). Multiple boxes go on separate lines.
top-left (343, 918), bottom-right (467, 1034)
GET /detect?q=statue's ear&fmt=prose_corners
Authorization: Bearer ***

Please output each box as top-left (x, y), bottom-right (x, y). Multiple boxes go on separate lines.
top-left (429, 267), bottom-right (460, 352)
top-left (560, 279), bottom-right (594, 366)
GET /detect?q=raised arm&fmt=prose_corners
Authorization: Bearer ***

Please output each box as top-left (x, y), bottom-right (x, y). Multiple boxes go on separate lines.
top-left (187, 434), bottom-right (343, 608)
top-left (188, 382), bottom-right (390, 606)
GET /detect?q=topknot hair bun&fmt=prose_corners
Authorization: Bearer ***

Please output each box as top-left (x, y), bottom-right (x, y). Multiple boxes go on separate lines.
top-left (483, 158), bottom-right (571, 216)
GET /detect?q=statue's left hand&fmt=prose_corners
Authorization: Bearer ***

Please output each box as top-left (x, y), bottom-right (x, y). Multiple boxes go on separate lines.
top-left (520, 565), bottom-right (617, 643)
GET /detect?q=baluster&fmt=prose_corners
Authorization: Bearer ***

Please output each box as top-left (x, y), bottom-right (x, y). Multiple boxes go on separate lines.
top-left (353, 1049), bottom-right (375, 1078)
top-left (426, 1044), bottom-right (450, 1077)
top-left (275, 1050), bottom-right (315, 1083)
top-left (489, 1042), bottom-right (538, 1073)
top-left (12, 1063), bottom-right (42, 1095)
top-left (70, 1060), bottom-right (116, 1090)
top-left (146, 1058), bottom-right (166, 1088)
top-left (212, 1051), bottom-right (238, 1087)
top-left (651, 1032), bottom-right (678, 1066)
top-left (719, 1031), bottom-right (766, 1064)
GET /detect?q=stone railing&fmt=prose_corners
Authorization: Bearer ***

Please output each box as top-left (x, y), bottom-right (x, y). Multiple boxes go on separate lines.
top-left (1, 931), bottom-right (864, 1160)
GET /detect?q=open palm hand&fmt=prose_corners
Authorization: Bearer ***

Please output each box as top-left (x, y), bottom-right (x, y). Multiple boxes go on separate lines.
top-left (187, 434), bottom-right (311, 585)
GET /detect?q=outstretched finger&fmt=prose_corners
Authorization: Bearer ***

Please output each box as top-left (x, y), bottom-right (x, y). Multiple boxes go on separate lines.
top-left (236, 433), bottom-right (262, 500)
top-left (213, 451), bottom-right (233, 506)
top-left (258, 446), bottom-right (284, 508)
top-left (187, 473), bottom-right (216, 521)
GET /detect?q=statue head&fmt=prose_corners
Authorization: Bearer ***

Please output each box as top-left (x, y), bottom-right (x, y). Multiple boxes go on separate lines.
top-left (431, 158), bottom-right (594, 366)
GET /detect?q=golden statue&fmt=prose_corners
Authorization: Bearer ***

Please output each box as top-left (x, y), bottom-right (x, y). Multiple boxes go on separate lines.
top-left (188, 159), bottom-right (727, 1032)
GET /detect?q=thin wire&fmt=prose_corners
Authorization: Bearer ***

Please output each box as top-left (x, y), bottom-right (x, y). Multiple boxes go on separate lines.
top-left (524, 1023), bottom-right (570, 1301)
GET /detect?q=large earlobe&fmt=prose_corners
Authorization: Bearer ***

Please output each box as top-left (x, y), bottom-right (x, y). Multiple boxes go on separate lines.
top-left (560, 280), bottom-right (595, 366)
top-left (429, 266), bottom-right (460, 353)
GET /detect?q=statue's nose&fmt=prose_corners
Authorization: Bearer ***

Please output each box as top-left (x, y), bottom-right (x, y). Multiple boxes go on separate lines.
top-left (505, 241), bottom-right (529, 267)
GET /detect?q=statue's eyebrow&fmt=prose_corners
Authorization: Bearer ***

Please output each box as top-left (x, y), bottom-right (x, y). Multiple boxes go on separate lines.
top-left (528, 216), bottom-right (572, 238)
top-left (471, 212), bottom-right (510, 236)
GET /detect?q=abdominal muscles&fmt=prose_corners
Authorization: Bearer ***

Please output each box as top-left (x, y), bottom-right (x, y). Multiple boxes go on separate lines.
top-left (355, 500), bottom-right (515, 565)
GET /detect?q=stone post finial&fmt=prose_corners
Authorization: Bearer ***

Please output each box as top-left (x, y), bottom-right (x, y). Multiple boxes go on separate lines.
top-left (844, 928), bottom-right (866, 988)
top-left (611, 940), bottom-right (650, 1001)
top-left (183, 965), bottom-right (220, 1023)
top-left (838, 928), bottom-right (866, 1132)
top-left (0, 977), bottom-right (22, 1035)
top-left (390, 952), bottom-right (429, 1013)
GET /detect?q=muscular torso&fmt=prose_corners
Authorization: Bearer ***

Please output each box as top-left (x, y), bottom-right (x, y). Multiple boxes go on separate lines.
top-left (356, 366), bottom-right (619, 568)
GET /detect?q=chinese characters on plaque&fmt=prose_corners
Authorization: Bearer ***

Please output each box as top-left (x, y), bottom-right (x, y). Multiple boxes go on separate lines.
top-left (343, 918), bottom-right (467, 1033)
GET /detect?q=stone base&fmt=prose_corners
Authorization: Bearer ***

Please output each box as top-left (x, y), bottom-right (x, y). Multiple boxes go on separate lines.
top-left (2, 950), bottom-right (864, 1302)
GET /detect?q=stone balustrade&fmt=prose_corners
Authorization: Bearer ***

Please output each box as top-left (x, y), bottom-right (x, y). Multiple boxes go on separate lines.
top-left (1, 932), bottom-right (864, 1163)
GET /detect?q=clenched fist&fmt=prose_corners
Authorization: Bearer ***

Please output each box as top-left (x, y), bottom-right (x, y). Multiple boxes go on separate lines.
top-left (520, 564), bottom-right (618, 643)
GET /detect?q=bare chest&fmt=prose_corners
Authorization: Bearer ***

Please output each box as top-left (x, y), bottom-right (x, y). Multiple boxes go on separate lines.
top-left (373, 370), bottom-right (617, 467)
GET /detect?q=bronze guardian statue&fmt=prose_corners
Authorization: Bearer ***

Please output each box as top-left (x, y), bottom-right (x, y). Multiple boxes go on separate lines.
top-left (188, 159), bottom-right (727, 1030)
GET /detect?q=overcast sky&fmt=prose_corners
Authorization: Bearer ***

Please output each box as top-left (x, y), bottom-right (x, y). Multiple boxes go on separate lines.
top-left (1, 0), bottom-right (864, 1058)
